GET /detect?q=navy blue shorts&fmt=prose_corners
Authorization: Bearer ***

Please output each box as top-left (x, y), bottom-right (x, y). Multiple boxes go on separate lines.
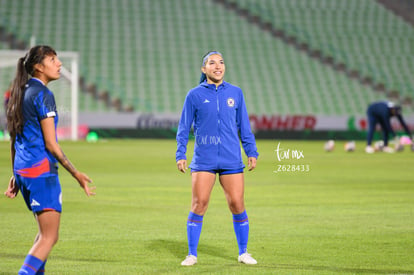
top-left (191, 168), bottom-right (244, 175)
top-left (15, 174), bottom-right (62, 213)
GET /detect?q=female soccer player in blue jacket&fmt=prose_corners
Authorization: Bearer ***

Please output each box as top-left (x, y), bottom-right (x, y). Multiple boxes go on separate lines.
top-left (4, 45), bottom-right (95, 275)
top-left (176, 51), bottom-right (259, 266)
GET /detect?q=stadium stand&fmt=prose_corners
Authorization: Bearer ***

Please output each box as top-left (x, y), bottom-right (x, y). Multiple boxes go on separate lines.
top-left (0, 0), bottom-right (412, 115)
top-left (223, 0), bottom-right (414, 109)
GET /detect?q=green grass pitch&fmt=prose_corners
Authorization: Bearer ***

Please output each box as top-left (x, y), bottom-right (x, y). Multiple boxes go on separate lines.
top-left (0, 139), bottom-right (413, 274)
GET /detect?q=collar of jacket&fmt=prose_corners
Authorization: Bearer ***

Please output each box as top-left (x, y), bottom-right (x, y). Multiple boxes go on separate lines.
top-left (200, 81), bottom-right (228, 90)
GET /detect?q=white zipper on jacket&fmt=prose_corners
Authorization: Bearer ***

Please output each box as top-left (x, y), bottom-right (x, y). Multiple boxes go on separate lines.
top-left (216, 86), bottom-right (221, 169)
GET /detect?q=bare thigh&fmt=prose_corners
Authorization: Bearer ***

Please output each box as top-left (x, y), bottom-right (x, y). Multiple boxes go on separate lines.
top-left (219, 173), bottom-right (245, 214)
top-left (191, 172), bottom-right (216, 215)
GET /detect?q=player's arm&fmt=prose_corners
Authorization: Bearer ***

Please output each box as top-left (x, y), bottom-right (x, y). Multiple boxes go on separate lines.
top-left (40, 117), bottom-right (95, 196)
top-left (247, 157), bottom-right (257, 171)
top-left (4, 138), bottom-right (19, 198)
top-left (176, 159), bottom-right (188, 173)
top-left (236, 91), bottom-right (259, 170)
top-left (396, 114), bottom-right (413, 138)
top-left (176, 94), bottom-right (194, 173)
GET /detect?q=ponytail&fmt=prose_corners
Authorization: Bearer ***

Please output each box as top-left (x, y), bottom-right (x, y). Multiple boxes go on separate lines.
top-left (7, 56), bottom-right (29, 139)
top-left (6, 45), bottom-right (57, 139)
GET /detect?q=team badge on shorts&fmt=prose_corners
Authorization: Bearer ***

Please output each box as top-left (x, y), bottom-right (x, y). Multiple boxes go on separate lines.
top-left (227, 97), bottom-right (235, 107)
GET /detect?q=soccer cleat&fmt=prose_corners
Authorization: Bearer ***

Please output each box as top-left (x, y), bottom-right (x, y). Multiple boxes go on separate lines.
top-left (181, 255), bottom-right (197, 266)
top-left (382, 146), bottom-right (395, 153)
top-left (395, 143), bottom-right (404, 152)
top-left (365, 146), bottom-right (375, 154)
top-left (238, 252), bottom-right (257, 265)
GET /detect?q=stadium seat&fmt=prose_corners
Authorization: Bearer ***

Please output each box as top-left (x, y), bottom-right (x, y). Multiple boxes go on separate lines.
top-left (0, 0), bottom-right (411, 115)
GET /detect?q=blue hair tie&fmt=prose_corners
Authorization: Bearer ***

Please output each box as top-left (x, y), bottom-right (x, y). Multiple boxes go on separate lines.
top-left (202, 51), bottom-right (222, 66)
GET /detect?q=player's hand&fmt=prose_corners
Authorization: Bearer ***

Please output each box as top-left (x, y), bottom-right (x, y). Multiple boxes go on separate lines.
top-left (177, 159), bottom-right (187, 173)
top-left (4, 176), bottom-right (19, 198)
top-left (247, 157), bottom-right (257, 171)
top-left (74, 171), bottom-right (96, 197)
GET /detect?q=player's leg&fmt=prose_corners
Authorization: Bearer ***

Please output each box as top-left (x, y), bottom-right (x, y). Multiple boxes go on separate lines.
top-left (377, 115), bottom-right (395, 153)
top-left (31, 210), bottom-right (60, 258)
top-left (36, 259), bottom-right (47, 275)
top-left (219, 172), bottom-right (245, 214)
top-left (182, 171), bottom-right (216, 266)
top-left (366, 112), bottom-right (377, 153)
top-left (33, 233), bottom-right (46, 275)
top-left (33, 211), bottom-right (59, 273)
top-left (19, 211), bottom-right (60, 275)
top-left (219, 172), bottom-right (257, 264)
top-left (18, 175), bottom-right (61, 274)
top-left (190, 171), bottom-right (216, 215)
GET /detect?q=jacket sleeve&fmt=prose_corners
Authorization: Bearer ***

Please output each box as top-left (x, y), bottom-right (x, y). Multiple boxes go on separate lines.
top-left (237, 91), bottom-right (259, 159)
top-left (176, 93), bottom-right (195, 162)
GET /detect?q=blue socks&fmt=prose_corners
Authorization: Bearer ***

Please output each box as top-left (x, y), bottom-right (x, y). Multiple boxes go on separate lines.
top-left (186, 210), bottom-right (249, 257)
top-left (233, 210), bottom-right (249, 255)
top-left (18, 254), bottom-right (44, 275)
top-left (186, 212), bottom-right (204, 257)
top-left (36, 259), bottom-right (47, 275)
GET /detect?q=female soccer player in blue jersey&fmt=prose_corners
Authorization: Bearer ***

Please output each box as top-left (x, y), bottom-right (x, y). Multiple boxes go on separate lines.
top-left (176, 51), bottom-right (259, 266)
top-left (4, 45), bottom-right (96, 275)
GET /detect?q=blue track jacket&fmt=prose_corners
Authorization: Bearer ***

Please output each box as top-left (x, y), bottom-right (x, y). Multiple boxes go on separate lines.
top-left (176, 81), bottom-right (259, 170)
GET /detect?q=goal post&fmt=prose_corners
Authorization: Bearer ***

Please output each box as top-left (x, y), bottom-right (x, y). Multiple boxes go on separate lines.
top-left (0, 49), bottom-right (79, 140)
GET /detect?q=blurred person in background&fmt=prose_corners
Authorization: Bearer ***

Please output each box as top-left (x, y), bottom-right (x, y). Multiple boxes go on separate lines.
top-left (176, 51), bottom-right (259, 266)
top-left (365, 101), bottom-right (412, 153)
top-left (4, 45), bottom-right (95, 275)
top-left (4, 84), bottom-right (11, 112)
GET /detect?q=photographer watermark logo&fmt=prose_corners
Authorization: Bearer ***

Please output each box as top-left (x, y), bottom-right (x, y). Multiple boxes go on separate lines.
top-left (274, 142), bottom-right (310, 173)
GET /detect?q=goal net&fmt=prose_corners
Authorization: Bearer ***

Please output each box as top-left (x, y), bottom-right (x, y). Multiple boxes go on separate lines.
top-left (0, 49), bottom-right (79, 140)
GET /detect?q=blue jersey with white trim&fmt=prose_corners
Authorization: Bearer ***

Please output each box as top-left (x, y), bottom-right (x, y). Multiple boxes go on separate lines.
top-left (14, 78), bottom-right (59, 177)
top-left (176, 81), bottom-right (258, 170)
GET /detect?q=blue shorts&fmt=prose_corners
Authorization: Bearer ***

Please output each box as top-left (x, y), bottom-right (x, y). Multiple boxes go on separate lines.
top-left (191, 168), bottom-right (244, 175)
top-left (15, 174), bottom-right (62, 213)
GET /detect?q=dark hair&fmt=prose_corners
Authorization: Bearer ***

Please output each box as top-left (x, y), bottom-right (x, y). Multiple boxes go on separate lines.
top-left (6, 45), bottom-right (57, 139)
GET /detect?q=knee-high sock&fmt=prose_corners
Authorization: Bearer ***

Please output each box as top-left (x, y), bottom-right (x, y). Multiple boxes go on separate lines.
top-left (36, 259), bottom-right (47, 275)
top-left (187, 212), bottom-right (203, 257)
top-left (233, 210), bottom-right (249, 255)
top-left (18, 254), bottom-right (43, 275)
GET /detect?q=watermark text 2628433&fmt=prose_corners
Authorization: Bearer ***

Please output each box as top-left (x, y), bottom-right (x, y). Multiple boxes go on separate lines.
top-left (274, 164), bottom-right (310, 173)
